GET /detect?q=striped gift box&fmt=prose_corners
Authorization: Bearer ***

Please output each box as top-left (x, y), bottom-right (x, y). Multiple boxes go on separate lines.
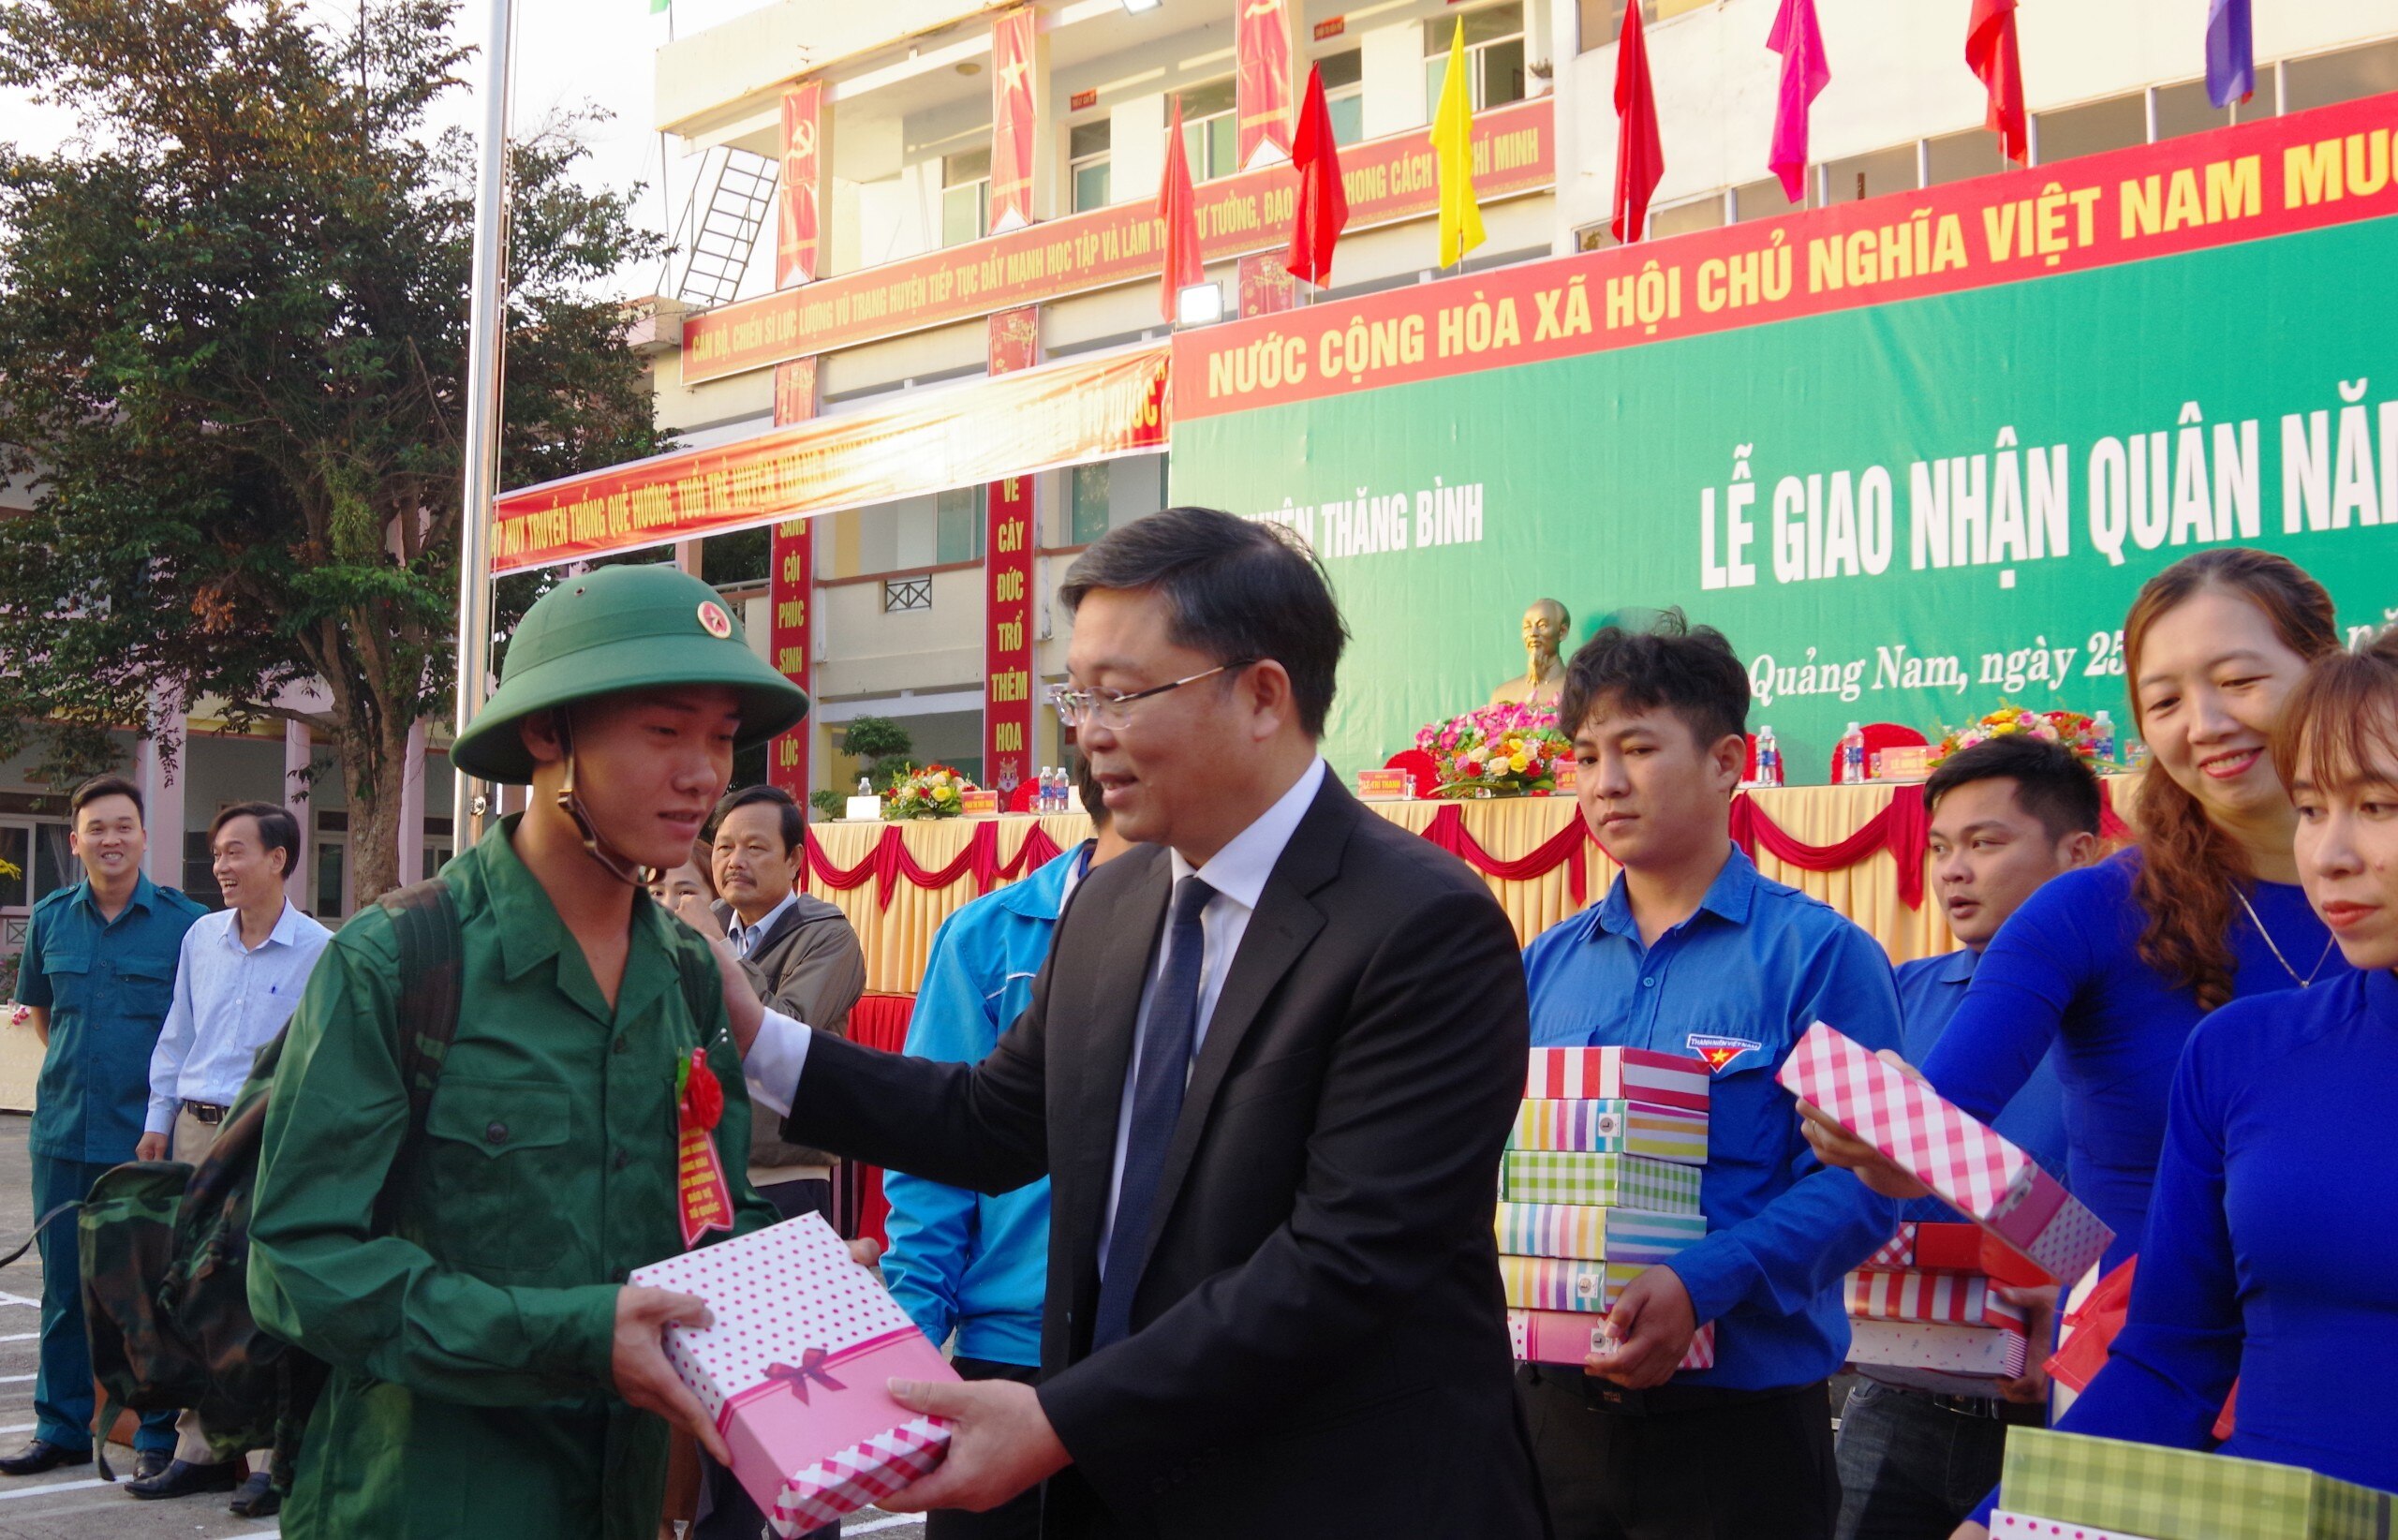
top-left (1507, 1309), bottom-right (1715, 1370)
top-left (1500, 1151), bottom-right (1703, 1213)
top-left (1845, 1268), bottom-right (2028, 1331)
top-left (1509, 1100), bottom-right (1710, 1164)
top-left (1526, 1047), bottom-right (1710, 1111)
top-left (1999, 1428), bottom-right (2398, 1540)
top-left (1495, 1201), bottom-right (1706, 1264)
top-left (1498, 1254), bottom-right (1647, 1313)
top-left (1777, 1022), bottom-right (2113, 1284)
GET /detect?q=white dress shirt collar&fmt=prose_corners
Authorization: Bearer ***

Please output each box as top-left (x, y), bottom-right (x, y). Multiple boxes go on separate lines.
top-left (222, 898), bottom-right (304, 955)
top-left (728, 890), bottom-right (800, 957)
top-left (1167, 756), bottom-right (1328, 911)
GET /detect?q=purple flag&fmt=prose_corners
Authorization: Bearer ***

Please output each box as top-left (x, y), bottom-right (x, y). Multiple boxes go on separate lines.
top-left (2207, 0), bottom-right (2254, 109)
top-left (1767, 0), bottom-right (1829, 206)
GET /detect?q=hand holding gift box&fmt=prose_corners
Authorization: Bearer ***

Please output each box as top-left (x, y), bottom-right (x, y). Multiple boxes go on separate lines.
top-left (630, 1213), bottom-right (961, 1536)
top-left (1509, 1309), bottom-right (1714, 1371)
top-left (1778, 1022), bottom-right (2113, 1284)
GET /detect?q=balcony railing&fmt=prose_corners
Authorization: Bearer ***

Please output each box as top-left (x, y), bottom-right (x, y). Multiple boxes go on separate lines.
top-left (881, 575), bottom-right (933, 614)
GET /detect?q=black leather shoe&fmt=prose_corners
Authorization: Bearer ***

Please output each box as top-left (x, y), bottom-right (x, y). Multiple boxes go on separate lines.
top-left (229, 1471), bottom-right (280, 1518)
top-left (0, 1439), bottom-right (92, 1476)
top-left (126, 1458), bottom-right (244, 1500)
top-left (131, 1450), bottom-right (170, 1482)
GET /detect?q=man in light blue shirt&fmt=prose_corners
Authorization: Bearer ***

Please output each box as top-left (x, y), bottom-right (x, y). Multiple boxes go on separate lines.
top-left (133, 801), bottom-right (330, 1513)
top-left (881, 759), bottom-right (1131, 1540)
top-left (1518, 612), bottom-right (1902, 1540)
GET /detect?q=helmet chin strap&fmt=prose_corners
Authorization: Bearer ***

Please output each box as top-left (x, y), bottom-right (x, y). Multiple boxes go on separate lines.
top-left (554, 712), bottom-right (663, 890)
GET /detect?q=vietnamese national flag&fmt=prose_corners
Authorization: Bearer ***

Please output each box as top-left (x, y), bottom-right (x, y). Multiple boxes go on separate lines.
top-left (2206, 0), bottom-right (2254, 108)
top-left (1286, 63), bottom-right (1349, 286)
top-left (1765, 0), bottom-right (1828, 206)
top-left (1965, 0), bottom-right (2027, 165)
top-left (1157, 100), bottom-right (1205, 320)
top-left (1610, 0), bottom-right (1664, 244)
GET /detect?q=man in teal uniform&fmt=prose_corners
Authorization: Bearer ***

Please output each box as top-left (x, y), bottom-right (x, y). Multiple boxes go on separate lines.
top-left (247, 565), bottom-right (805, 1539)
top-left (6, 775), bottom-right (198, 1477)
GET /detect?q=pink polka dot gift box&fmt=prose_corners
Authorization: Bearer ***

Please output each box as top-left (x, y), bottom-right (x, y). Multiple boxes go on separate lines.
top-left (631, 1213), bottom-right (960, 1535)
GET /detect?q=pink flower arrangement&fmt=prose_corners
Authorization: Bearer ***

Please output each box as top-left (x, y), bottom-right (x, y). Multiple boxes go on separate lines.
top-left (1412, 703), bottom-right (1573, 798)
top-left (1931, 703), bottom-right (2111, 771)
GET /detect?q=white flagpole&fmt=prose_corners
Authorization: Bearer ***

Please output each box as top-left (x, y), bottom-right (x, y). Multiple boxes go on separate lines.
top-left (452, 0), bottom-right (518, 848)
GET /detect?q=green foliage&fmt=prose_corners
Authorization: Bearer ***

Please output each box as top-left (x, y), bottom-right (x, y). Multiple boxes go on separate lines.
top-left (840, 715), bottom-right (918, 792)
top-left (808, 788), bottom-right (844, 822)
top-left (0, 0), bottom-right (674, 896)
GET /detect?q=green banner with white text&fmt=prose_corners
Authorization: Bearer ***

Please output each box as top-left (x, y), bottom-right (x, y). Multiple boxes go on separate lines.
top-left (1167, 94), bottom-right (2398, 783)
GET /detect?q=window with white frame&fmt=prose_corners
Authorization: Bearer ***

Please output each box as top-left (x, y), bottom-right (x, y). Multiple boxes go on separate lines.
top-left (941, 146), bottom-right (991, 248)
top-left (1069, 120), bottom-right (1112, 212)
top-left (1177, 78), bottom-right (1238, 182)
top-left (1424, 3), bottom-right (1525, 115)
top-left (1318, 49), bottom-right (1364, 146)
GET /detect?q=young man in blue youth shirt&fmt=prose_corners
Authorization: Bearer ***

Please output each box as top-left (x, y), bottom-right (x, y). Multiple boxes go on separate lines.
top-left (1518, 613), bottom-right (1903, 1539)
top-left (880, 757), bottom-right (1131, 1540)
top-left (1833, 735), bottom-right (2100, 1540)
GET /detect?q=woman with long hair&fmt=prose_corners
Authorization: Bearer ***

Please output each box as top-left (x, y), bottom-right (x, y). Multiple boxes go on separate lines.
top-left (1808, 548), bottom-right (2348, 1272)
top-left (1953, 627), bottom-right (2398, 1537)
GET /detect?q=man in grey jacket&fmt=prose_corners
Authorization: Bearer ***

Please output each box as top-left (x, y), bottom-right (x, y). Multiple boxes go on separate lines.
top-left (705, 783), bottom-right (867, 1221)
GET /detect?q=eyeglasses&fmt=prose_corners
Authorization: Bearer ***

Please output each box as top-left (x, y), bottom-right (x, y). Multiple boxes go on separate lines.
top-left (1045, 659), bottom-right (1257, 730)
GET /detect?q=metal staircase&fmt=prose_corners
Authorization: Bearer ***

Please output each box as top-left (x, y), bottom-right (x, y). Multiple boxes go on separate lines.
top-left (669, 146), bottom-right (778, 309)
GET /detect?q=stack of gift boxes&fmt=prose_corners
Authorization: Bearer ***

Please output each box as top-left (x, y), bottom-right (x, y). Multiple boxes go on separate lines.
top-left (1775, 1021), bottom-right (2118, 1398)
top-left (1498, 1047), bottom-right (1718, 1371)
top-left (1989, 1428), bottom-right (2396, 1539)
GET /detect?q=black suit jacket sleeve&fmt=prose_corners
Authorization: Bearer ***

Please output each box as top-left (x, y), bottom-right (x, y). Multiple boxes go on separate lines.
top-left (779, 966), bottom-right (1051, 1196)
top-left (1036, 882), bottom-right (1527, 1508)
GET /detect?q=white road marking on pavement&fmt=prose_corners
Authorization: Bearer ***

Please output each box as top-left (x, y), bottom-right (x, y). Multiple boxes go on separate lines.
top-left (0, 1423), bottom-right (30, 1434)
top-left (0, 1333), bottom-right (36, 1342)
top-left (0, 1476), bottom-right (107, 1501)
top-left (0, 1373), bottom-right (33, 1384)
top-left (845, 1515), bottom-right (922, 1534)
top-left (0, 1293), bottom-right (40, 1308)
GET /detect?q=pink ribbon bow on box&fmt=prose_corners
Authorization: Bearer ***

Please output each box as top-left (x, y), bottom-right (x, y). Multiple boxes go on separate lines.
top-left (762, 1348), bottom-right (847, 1406)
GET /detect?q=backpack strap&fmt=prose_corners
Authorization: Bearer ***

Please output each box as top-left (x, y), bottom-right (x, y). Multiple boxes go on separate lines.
top-left (376, 879), bottom-right (464, 1135)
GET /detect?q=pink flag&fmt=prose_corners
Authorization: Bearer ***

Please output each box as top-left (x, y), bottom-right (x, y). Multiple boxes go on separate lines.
top-left (1610, 0), bottom-right (1663, 244)
top-left (1765, 0), bottom-right (1828, 205)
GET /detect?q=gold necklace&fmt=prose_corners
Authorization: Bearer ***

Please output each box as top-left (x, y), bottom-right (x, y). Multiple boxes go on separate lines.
top-left (2232, 886), bottom-right (2335, 988)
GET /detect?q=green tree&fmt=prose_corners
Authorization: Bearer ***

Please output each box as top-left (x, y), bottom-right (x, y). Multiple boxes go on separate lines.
top-left (0, 0), bottom-right (672, 902)
top-left (840, 716), bottom-right (916, 792)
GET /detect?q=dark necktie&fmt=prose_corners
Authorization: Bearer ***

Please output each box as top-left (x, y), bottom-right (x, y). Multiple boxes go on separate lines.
top-left (1090, 874), bottom-right (1217, 1351)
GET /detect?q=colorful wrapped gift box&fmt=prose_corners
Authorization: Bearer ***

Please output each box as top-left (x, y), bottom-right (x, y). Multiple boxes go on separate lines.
top-left (1525, 1047), bottom-right (1711, 1111)
top-left (630, 1213), bottom-right (958, 1536)
top-left (1499, 1150), bottom-right (1702, 1213)
top-left (1847, 1317), bottom-right (2028, 1396)
top-left (1496, 1201), bottom-right (1706, 1265)
top-left (1509, 1100), bottom-right (1710, 1164)
top-left (1845, 1267), bottom-right (2029, 1330)
top-left (1777, 1023), bottom-right (2114, 1283)
top-left (1507, 1309), bottom-right (1715, 1370)
top-left (1498, 1255), bottom-right (1650, 1314)
top-left (1990, 1513), bottom-right (2164, 1540)
top-left (1999, 1429), bottom-right (2398, 1540)
top-left (1858, 1221), bottom-right (1991, 1274)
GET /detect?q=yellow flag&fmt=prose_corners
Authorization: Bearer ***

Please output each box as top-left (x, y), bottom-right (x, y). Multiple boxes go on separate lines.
top-left (1430, 19), bottom-right (1485, 268)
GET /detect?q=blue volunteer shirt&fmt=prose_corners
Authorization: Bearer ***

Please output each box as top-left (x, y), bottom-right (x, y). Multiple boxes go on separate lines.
top-left (16, 872), bottom-right (209, 1163)
top-left (1894, 946), bottom-right (2071, 1225)
top-left (1522, 844), bottom-right (1903, 1391)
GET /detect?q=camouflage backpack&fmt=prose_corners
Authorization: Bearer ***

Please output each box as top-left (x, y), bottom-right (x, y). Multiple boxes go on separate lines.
top-left (73, 878), bottom-right (464, 1486)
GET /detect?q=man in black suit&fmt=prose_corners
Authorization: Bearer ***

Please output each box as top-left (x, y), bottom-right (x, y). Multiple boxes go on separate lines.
top-left (735, 508), bottom-right (1546, 1538)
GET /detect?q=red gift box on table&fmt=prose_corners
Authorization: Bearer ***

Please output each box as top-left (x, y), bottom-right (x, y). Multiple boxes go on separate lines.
top-left (630, 1214), bottom-right (958, 1536)
top-left (1507, 1309), bottom-right (1716, 1371)
top-left (1778, 1023), bottom-right (2113, 1283)
top-left (1525, 1047), bottom-right (1711, 1111)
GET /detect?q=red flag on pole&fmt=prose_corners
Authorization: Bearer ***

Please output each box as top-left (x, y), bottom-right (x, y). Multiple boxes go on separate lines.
top-left (1765, 0), bottom-right (1828, 206)
top-left (1610, 1), bottom-right (1664, 244)
top-left (1965, 0), bottom-right (2027, 165)
top-left (1286, 63), bottom-right (1348, 286)
top-left (1158, 100), bottom-right (1205, 320)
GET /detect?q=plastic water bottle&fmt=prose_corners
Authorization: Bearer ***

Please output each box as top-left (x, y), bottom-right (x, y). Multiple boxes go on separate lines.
top-left (1042, 767), bottom-right (1060, 813)
top-left (1838, 721), bottom-right (1867, 784)
top-left (2091, 709), bottom-right (2117, 765)
top-left (1755, 726), bottom-right (1783, 789)
top-left (1033, 767), bottom-right (1050, 812)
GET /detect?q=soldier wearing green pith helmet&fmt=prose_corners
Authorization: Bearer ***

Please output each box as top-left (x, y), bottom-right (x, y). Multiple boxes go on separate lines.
top-left (246, 565), bottom-right (801, 1539)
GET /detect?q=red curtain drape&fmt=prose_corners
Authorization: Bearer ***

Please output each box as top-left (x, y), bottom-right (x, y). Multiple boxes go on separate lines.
top-left (806, 822), bottom-right (1064, 910)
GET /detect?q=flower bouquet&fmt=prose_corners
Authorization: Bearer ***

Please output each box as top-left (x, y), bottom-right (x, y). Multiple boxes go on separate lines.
top-left (1413, 703), bottom-right (1573, 798)
top-left (1931, 703), bottom-right (2112, 772)
top-left (882, 763), bottom-right (976, 821)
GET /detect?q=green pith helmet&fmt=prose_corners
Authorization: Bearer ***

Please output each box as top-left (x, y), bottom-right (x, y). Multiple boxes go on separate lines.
top-left (451, 564), bottom-right (808, 785)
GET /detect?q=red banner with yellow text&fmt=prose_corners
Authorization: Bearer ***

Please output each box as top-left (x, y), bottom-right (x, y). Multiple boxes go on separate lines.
top-left (765, 356), bottom-right (818, 800)
top-left (683, 97), bottom-right (1552, 382)
top-left (984, 477), bottom-right (1035, 797)
top-left (492, 345), bottom-right (1169, 571)
top-left (1175, 95), bottom-right (2398, 422)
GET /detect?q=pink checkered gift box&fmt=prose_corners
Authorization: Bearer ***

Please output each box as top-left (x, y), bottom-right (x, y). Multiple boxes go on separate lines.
top-left (1779, 1023), bottom-right (2113, 1283)
top-left (1507, 1310), bottom-right (1716, 1371)
top-left (1845, 1268), bottom-right (2029, 1331)
top-left (1525, 1047), bottom-right (1710, 1111)
top-left (630, 1214), bottom-right (958, 1536)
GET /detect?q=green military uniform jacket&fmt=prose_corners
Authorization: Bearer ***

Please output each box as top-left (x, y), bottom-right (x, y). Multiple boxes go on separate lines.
top-left (249, 819), bottom-right (778, 1540)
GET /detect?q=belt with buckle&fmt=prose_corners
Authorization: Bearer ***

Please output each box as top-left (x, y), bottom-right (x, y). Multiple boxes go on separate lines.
top-left (182, 1101), bottom-right (229, 1126)
top-left (1527, 1363), bottom-right (1813, 1418)
top-left (1902, 1385), bottom-right (2043, 1424)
